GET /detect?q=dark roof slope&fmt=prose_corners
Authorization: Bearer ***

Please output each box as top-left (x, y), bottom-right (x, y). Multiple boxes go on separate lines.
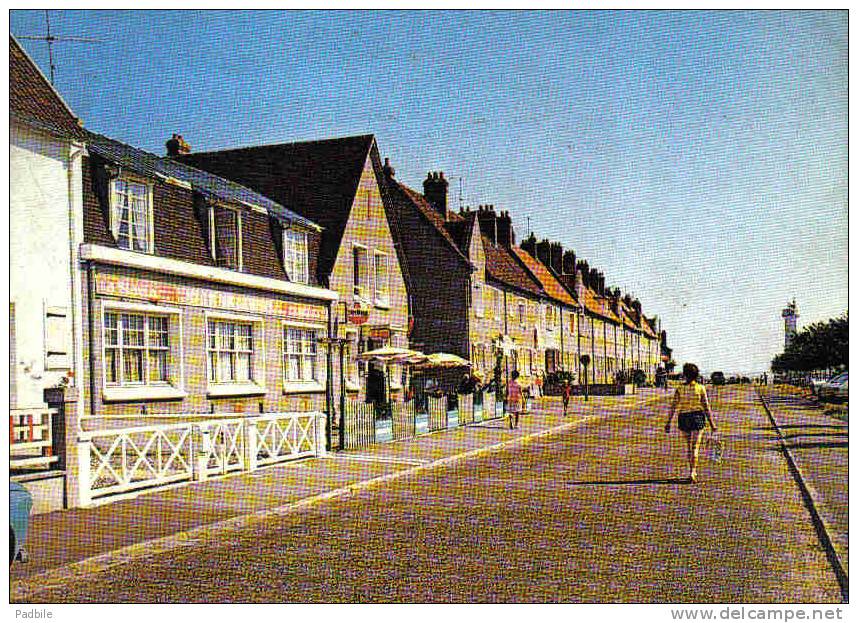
top-left (386, 181), bottom-right (470, 265)
top-left (483, 237), bottom-right (543, 298)
top-left (10, 35), bottom-right (84, 140)
top-left (445, 211), bottom-right (477, 254)
top-left (180, 135), bottom-right (374, 280)
top-left (85, 131), bottom-right (318, 231)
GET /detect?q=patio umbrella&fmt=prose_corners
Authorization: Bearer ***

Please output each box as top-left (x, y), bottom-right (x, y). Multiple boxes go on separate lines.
top-left (423, 353), bottom-right (471, 368)
top-left (357, 347), bottom-right (427, 363)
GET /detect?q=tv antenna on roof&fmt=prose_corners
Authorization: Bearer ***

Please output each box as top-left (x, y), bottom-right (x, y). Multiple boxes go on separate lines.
top-left (17, 10), bottom-right (104, 84)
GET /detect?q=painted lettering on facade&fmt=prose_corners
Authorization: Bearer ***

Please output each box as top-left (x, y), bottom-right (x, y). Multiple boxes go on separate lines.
top-left (94, 272), bottom-right (327, 324)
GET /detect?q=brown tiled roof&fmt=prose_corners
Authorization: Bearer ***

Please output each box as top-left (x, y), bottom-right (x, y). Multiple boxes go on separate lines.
top-left (10, 36), bottom-right (83, 139)
top-left (180, 134), bottom-right (375, 282)
top-left (641, 315), bottom-right (659, 338)
top-left (444, 211), bottom-right (477, 255)
top-left (581, 288), bottom-right (621, 324)
top-left (389, 182), bottom-right (469, 264)
top-left (483, 237), bottom-right (543, 297)
top-left (510, 247), bottom-right (578, 307)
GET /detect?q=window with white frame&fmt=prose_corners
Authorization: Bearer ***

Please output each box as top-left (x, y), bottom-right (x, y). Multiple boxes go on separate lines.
top-left (518, 302), bottom-right (525, 324)
top-left (353, 245), bottom-right (369, 298)
top-left (494, 288), bottom-right (503, 321)
top-left (473, 281), bottom-right (484, 318)
top-left (283, 229), bottom-right (309, 284)
top-left (104, 312), bottom-right (170, 385)
top-left (283, 326), bottom-right (319, 383)
top-left (207, 320), bottom-right (253, 383)
top-left (374, 251), bottom-right (389, 306)
top-left (111, 178), bottom-right (152, 252)
top-left (210, 205), bottom-right (242, 270)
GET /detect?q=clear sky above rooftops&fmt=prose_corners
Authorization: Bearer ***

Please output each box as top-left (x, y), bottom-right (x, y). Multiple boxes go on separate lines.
top-left (11, 9), bottom-right (847, 375)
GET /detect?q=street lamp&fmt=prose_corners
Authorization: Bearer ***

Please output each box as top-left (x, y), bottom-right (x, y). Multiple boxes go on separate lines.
top-left (580, 354), bottom-right (591, 402)
top-left (318, 302), bottom-right (350, 452)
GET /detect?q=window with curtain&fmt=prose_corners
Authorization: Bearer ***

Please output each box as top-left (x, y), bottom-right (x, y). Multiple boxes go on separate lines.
top-left (283, 326), bottom-right (319, 383)
top-left (353, 245), bottom-right (369, 298)
top-left (104, 312), bottom-right (169, 385)
top-left (283, 229), bottom-right (308, 284)
top-left (211, 206), bottom-right (241, 270)
top-left (374, 251), bottom-right (389, 306)
top-left (111, 178), bottom-right (151, 252)
top-left (207, 320), bottom-right (253, 383)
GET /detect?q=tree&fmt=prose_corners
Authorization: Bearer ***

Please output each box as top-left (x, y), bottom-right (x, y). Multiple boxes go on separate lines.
top-left (771, 313), bottom-right (848, 373)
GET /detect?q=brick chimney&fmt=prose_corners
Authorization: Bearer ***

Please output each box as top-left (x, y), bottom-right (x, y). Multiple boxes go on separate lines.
top-left (574, 264), bottom-right (586, 302)
top-left (496, 210), bottom-right (514, 247)
top-left (562, 250), bottom-right (576, 276)
top-left (535, 238), bottom-right (552, 268)
top-left (577, 260), bottom-right (590, 287)
top-left (477, 205), bottom-right (497, 244)
top-left (423, 171), bottom-right (449, 220)
top-left (521, 232), bottom-right (537, 257)
top-left (382, 157), bottom-right (395, 180)
top-left (549, 242), bottom-right (563, 274)
top-left (165, 133), bottom-right (190, 158)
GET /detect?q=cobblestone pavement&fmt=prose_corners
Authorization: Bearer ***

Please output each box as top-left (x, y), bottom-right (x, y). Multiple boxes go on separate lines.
top-left (14, 386), bottom-right (842, 603)
top-left (758, 386), bottom-right (848, 574)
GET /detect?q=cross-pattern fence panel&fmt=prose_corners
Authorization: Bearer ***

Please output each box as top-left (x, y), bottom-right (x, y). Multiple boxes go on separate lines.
top-left (198, 419), bottom-right (246, 476)
top-left (81, 422), bottom-right (196, 503)
top-left (254, 412), bottom-right (318, 466)
top-left (79, 412), bottom-right (326, 506)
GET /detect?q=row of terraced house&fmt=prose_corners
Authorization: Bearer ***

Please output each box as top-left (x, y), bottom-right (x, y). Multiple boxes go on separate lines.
top-left (10, 35), bottom-right (669, 511)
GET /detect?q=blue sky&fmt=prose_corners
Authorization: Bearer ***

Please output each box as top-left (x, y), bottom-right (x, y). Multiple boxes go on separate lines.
top-left (11, 10), bottom-right (848, 374)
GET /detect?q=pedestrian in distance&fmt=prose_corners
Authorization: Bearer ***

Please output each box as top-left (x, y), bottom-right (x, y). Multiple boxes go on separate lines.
top-left (562, 378), bottom-right (572, 416)
top-left (507, 370), bottom-right (523, 429)
top-left (663, 363), bottom-right (718, 483)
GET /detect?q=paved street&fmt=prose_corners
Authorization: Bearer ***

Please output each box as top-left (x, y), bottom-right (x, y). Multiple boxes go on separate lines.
top-left (759, 388), bottom-right (848, 574)
top-left (15, 386), bottom-right (843, 603)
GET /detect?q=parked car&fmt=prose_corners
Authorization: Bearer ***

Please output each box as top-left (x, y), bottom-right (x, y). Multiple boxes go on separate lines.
top-left (10, 481), bottom-right (32, 566)
top-left (817, 371), bottom-right (848, 403)
top-left (711, 371), bottom-right (726, 385)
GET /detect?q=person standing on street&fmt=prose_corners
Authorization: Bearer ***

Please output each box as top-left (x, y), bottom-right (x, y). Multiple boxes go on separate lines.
top-left (507, 370), bottom-right (523, 429)
top-left (663, 363), bottom-right (717, 483)
top-left (562, 378), bottom-right (572, 416)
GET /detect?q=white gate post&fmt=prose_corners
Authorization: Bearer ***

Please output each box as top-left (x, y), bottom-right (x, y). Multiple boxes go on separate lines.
top-left (195, 425), bottom-right (210, 482)
top-left (315, 412), bottom-right (327, 457)
top-left (244, 417), bottom-right (259, 472)
top-left (77, 438), bottom-right (92, 507)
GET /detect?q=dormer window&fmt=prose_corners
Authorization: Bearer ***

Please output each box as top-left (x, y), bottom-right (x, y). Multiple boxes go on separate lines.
top-left (209, 205), bottom-right (242, 270)
top-left (111, 177), bottom-right (153, 253)
top-left (283, 228), bottom-right (308, 284)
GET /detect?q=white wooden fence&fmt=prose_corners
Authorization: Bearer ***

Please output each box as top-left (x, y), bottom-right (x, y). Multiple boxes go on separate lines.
top-left (78, 412), bottom-right (326, 506)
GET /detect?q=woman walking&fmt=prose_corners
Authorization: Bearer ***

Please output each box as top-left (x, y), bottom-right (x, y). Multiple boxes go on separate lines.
top-left (507, 370), bottom-right (523, 429)
top-left (664, 363), bottom-right (717, 483)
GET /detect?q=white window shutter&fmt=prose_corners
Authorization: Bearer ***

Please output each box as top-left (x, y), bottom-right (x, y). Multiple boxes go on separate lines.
top-left (45, 305), bottom-right (70, 369)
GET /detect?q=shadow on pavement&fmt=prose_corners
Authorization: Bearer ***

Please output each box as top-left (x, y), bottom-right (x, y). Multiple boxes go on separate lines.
top-left (567, 477), bottom-right (690, 486)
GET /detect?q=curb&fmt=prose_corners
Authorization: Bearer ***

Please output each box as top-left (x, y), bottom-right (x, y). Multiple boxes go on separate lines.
top-left (756, 389), bottom-right (848, 603)
top-left (11, 393), bottom-right (665, 601)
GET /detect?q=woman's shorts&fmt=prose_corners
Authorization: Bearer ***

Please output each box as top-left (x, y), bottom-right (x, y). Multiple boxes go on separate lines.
top-left (678, 411), bottom-right (706, 432)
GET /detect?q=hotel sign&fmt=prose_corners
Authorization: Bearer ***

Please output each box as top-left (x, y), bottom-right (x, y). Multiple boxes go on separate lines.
top-left (94, 271), bottom-right (327, 324)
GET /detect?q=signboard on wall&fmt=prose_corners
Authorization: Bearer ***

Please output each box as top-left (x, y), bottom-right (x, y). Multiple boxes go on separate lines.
top-left (94, 271), bottom-right (327, 324)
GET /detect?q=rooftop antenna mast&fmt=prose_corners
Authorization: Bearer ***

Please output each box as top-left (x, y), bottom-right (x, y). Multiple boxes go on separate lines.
top-left (17, 10), bottom-right (103, 84)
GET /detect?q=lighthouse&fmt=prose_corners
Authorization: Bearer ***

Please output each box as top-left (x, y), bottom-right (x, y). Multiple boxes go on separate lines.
top-left (782, 299), bottom-right (799, 348)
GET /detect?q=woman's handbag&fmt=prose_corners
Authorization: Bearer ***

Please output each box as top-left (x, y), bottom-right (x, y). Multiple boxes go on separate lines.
top-left (706, 431), bottom-right (724, 463)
